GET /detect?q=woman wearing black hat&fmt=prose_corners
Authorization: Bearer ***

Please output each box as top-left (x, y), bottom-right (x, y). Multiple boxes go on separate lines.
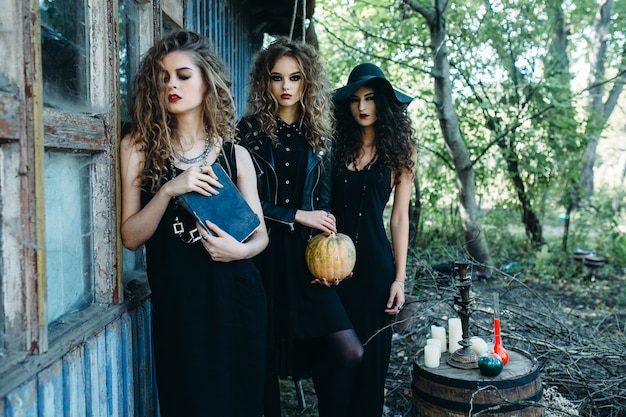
top-left (238, 37), bottom-right (364, 417)
top-left (332, 63), bottom-right (416, 417)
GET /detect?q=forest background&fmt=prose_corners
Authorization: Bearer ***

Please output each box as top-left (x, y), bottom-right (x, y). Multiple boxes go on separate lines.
top-left (315, 0), bottom-right (625, 278)
top-left (277, 0), bottom-right (626, 416)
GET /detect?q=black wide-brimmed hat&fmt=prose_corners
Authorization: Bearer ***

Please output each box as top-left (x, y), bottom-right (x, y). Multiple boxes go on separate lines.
top-left (333, 63), bottom-right (413, 104)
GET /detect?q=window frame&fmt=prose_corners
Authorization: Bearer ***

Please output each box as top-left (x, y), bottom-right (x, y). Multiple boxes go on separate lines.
top-left (0, 0), bottom-right (185, 396)
top-left (41, 0), bottom-right (121, 311)
top-left (0, 0), bottom-right (120, 357)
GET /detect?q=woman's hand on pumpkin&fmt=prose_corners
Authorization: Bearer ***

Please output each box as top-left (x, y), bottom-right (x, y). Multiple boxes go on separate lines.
top-left (310, 278), bottom-right (337, 287)
top-left (310, 271), bottom-right (352, 286)
top-left (295, 209), bottom-right (337, 234)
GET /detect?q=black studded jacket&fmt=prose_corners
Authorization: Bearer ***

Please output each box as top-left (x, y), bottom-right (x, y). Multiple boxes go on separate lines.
top-left (239, 119), bottom-right (332, 240)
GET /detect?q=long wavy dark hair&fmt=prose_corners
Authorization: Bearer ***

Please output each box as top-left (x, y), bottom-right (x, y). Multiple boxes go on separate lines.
top-left (333, 79), bottom-right (416, 184)
top-left (240, 37), bottom-right (334, 154)
top-left (127, 30), bottom-right (237, 192)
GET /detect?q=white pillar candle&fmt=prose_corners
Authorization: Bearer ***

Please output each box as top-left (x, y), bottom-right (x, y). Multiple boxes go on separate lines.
top-left (424, 345), bottom-right (440, 368)
top-left (448, 318), bottom-right (463, 353)
top-left (431, 325), bottom-right (447, 353)
top-left (470, 336), bottom-right (488, 356)
top-left (426, 338), bottom-right (442, 359)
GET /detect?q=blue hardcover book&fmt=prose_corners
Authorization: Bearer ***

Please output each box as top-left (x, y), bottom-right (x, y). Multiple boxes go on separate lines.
top-left (177, 163), bottom-right (261, 242)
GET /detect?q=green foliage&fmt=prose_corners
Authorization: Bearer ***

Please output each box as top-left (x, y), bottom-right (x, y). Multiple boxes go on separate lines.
top-left (316, 0), bottom-right (625, 281)
top-left (533, 244), bottom-right (557, 280)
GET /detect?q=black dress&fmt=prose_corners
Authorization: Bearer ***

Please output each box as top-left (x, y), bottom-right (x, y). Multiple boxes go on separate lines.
top-left (332, 158), bottom-right (395, 417)
top-left (143, 143), bottom-right (267, 417)
top-left (239, 119), bottom-right (353, 339)
top-left (271, 127), bottom-right (352, 338)
top-left (241, 119), bottom-right (354, 417)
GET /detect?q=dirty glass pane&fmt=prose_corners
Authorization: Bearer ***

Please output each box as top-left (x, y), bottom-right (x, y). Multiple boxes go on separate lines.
top-left (118, 0), bottom-right (147, 284)
top-left (118, 0), bottom-right (140, 124)
top-left (44, 152), bottom-right (94, 324)
top-left (40, 0), bottom-right (89, 108)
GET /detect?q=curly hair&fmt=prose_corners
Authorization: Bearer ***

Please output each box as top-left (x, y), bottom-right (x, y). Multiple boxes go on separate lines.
top-left (333, 79), bottom-right (416, 185)
top-left (241, 37), bottom-right (334, 153)
top-left (128, 30), bottom-right (237, 192)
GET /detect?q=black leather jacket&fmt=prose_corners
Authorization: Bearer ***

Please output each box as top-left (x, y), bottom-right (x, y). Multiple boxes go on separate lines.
top-left (242, 133), bottom-right (332, 240)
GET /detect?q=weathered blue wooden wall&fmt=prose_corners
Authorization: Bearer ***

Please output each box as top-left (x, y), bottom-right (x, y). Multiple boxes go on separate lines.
top-left (187, 0), bottom-right (262, 116)
top-left (0, 300), bottom-right (158, 417)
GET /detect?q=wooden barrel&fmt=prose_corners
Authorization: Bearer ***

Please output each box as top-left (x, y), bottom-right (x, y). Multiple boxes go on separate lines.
top-left (412, 347), bottom-right (542, 417)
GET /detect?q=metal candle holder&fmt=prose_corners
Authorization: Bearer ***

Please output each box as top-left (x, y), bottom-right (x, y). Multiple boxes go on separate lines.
top-left (447, 260), bottom-right (479, 369)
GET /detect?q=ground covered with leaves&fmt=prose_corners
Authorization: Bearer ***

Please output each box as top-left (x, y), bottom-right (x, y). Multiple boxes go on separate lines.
top-left (278, 261), bottom-right (626, 416)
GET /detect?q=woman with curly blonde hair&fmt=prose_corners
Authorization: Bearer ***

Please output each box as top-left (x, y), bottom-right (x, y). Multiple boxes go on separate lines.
top-left (120, 30), bottom-right (268, 417)
top-left (239, 37), bottom-right (363, 417)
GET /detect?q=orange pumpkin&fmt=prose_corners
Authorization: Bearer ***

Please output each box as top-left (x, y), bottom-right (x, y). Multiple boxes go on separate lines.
top-left (305, 232), bottom-right (356, 282)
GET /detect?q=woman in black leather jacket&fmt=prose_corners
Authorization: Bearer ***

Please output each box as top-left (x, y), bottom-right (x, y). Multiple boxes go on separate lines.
top-left (239, 37), bottom-right (363, 417)
top-left (244, 130), bottom-right (332, 239)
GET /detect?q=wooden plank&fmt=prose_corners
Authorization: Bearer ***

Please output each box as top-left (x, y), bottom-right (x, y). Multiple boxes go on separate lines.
top-left (137, 304), bottom-right (152, 399)
top-left (0, 93), bottom-right (21, 141)
top-left (62, 347), bottom-right (86, 416)
top-left (120, 313), bottom-right (135, 417)
top-left (26, 0), bottom-right (48, 356)
top-left (87, 0), bottom-right (110, 110)
top-left (93, 151), bottom-right (120, 305)
top-left (84, 333), bottom-right (107, 417)
top-left (131, 302), bottom-right (153, 417)
top-left (43, 108), bottom-right (107, 152)
top-left (142, 302), bottom-right (157, 416)
top-left (36, 360), bottom-right (63, 416)
top-left (5, 378), bottom-right (38, 417)
top-left (0, 142), bottom-right (29, 352)
top-left (136, 1), bottom-right (155, 57)
top-left (162, 0), bottom-right (184, 27)
top-left (105, 321), bottom-right (123, 417)
top-left (132, 300), bottom-right (159, 417)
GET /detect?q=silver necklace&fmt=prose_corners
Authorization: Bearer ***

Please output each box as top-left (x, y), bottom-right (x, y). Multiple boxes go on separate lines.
top-left (173, 136), bottom-right (211, 165)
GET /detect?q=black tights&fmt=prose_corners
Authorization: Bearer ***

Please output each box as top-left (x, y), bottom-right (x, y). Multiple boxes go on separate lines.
top-left (311, 329), bottom-right (364, 417)
top-left (263, 329), bottom-right (363, 417)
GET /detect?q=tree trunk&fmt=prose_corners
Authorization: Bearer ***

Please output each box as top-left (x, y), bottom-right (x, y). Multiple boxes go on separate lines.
top-left (614, 149), bottom-right (626, 211)
top-left (580, 0), bottom-right (625, 199)
top-left (497, 140), bottom-right (543, 246)
top-left (545, 0), bottom-right (575, 252)
top-left (406, 0), bottom-right (492, 266)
